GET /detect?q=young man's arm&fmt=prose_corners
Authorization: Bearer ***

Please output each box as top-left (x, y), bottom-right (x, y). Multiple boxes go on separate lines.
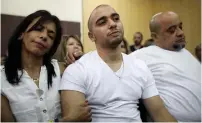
top-left (143, 95), bottom-right (177, 122)
top-left (59, 62), bottom-right (91, 122)
top-left (60, 90), bottom-right (91, 122)
top-left (137, 59), bottom-right (177, 122)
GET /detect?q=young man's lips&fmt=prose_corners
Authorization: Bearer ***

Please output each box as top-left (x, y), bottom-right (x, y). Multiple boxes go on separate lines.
top-left (108, 31), bottom-right (120, 36)
top-left (108, 30), bottom-right (120, 35)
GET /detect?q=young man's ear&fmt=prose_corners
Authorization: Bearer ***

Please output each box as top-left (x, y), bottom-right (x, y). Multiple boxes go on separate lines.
top-left (88, 32), bottom-right (96, 42)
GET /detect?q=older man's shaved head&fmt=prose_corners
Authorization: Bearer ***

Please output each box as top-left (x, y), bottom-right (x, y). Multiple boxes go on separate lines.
top-left (149, 11), bottom-right (179, 33)
top-left (87, 4), bottom-right (111, 32)
top-left (149, 12), bottom-right (162, 33)
top-left (149, 11), bottom-right (185, 51)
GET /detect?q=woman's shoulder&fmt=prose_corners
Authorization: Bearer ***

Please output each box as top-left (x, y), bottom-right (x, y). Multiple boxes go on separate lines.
top-left (1, 65), bottom-right (6, 79)
top-left (1, 65), bottom-right (12, 91)
top-left (51, 59), bottom-right (66, 76)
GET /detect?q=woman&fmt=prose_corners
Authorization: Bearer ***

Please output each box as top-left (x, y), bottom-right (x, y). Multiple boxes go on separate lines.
top-left (57, 35), bottom-right (83, 66)
top-left (1, 10), bottom-right (63, 122)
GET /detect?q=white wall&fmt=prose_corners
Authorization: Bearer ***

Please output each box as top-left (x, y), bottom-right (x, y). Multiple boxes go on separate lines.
top-left (1, 0), bottom-right (82, 22)
top-left (1, 0), bottom-right (83, 41)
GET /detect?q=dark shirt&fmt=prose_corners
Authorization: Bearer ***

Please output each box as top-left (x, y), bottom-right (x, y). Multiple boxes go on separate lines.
top-left (129, 45), bottom-right (143, 52)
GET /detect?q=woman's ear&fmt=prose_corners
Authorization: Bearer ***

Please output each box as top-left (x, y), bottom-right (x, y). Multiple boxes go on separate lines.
top-left (18, 33), bottom-right (24, 40)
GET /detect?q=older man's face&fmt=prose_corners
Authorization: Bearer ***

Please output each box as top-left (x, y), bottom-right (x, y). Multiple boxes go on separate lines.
top-left (156, 12), bottom-right (186, 51)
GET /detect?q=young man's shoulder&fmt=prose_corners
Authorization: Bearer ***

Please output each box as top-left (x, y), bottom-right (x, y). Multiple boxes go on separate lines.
top-left (77, 50), bottom-right (97, 63)
top-left (66, 50), bottom-right (98, 71)
top-left (124, 53), bottom-right (150, 73)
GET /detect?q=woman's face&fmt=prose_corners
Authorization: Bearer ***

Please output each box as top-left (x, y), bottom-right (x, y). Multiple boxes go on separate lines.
top-left (65, 37), bottom-right (82, 54)
top-left (21, 17), bottom-right (56, 57)
top-left (120, 41), bottom-right (126, 54)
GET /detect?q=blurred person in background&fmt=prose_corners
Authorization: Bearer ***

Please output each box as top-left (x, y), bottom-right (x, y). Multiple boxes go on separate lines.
top-left (61, 35), bottom-right (84, 66)
top-left (129, 32), bottom-right (143, 52)
top-left (121, 38), bottom-right (129, 54)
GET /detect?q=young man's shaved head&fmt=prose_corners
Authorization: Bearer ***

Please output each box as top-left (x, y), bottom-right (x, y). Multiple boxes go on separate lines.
top-left (87, 4), bottom-right (112, 32)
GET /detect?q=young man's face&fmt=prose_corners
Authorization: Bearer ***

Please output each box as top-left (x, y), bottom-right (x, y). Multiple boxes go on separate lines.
top-left (89, 6), bottom-right (124, 48)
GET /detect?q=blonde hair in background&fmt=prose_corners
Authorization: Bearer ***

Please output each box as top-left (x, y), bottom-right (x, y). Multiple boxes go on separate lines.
top-left (53, 35), bottom-right (83, 63)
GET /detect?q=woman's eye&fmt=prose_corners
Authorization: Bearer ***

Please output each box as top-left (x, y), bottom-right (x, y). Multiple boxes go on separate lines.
top-left (48, 35), bottom-right (54, 40)
top-left (35, 25), bottom-right (44, 31)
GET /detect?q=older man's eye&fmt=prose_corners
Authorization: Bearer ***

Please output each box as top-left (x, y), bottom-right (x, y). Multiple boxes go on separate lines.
top-left (114, 16), bottom-right (120, 21)
top-left (168, 27), bottom-right (176, 34)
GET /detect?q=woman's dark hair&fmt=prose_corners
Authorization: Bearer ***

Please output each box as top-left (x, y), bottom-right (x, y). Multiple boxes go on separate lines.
top-left (122, 38), bottom-right (129, 54)
top-left (4, 10), bottom-right (62, 88)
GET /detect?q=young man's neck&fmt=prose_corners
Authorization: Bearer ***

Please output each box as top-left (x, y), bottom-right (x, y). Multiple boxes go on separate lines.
top-left (96, 45), bottom-right (122, 64)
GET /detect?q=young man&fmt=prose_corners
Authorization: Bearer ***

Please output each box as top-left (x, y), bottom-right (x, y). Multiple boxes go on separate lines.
top-left (60, 5), bottom-right (176, 122)
top-left (130, 11), bottom-right (201, 122)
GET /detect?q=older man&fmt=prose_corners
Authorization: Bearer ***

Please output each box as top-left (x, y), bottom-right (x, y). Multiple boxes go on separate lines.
top-left (130, 11), bottom-right (201, 122)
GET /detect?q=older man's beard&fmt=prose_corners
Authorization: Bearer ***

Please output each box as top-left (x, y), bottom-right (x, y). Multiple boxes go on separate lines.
top-left (173, 43), bottom-right (185, 51)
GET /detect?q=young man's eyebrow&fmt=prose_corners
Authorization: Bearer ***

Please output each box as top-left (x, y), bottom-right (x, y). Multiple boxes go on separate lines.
top-left (96, 16), bottom-right (106, 24)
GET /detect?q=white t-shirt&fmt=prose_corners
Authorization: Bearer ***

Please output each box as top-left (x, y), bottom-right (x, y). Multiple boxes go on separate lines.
top-left (1, 59), bottom-right (61, 122)
top-left (130, 45), bottom-right (201, 122)
top-left (60, 50), bottom-right (159, 122)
